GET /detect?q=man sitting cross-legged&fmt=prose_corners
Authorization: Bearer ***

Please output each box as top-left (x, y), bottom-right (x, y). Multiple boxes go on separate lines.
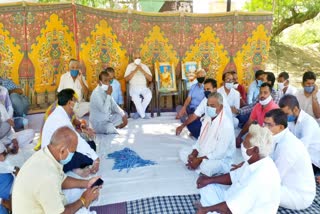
top-left (179, 92), bottom-right (235, 176)
top-left (41, 89), bottom-right (99, 177)
top-left (90, 69), bottom-right (128, 134)
top-left (196, 124), bottom-right (280, 214)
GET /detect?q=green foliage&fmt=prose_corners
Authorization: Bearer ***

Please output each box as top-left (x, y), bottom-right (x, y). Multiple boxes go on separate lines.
top-left (244, 0), bottom-right (320, 37)
top-left (280, 15), bottom-right (320, 46)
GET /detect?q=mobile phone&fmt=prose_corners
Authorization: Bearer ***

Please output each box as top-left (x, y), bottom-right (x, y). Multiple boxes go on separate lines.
top-left (91, 178), bottom-right (104, 188)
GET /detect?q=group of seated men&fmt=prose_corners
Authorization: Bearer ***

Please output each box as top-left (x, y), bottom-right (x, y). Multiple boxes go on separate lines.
top-left (1, 53), bottom-right (320, 213)
top-left (0, 52), bottom-right (156, 213)
top-left (176, 69), bottom-right (320, 213)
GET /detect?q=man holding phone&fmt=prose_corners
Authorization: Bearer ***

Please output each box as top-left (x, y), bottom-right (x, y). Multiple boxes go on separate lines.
top-left (295, 71), bottom-right (320, 125)
top-left (12, 127), bottom-right (103, 214)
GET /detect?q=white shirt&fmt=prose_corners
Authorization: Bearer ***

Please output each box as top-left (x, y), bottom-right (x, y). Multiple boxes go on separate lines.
top-left (0, 103), bottom-right (10, 122)
top-left (288, 110), bottom-right (320, 168)
top-left (194, 97), bottom-right (233, 120)
top-left (57, 72), bottom-right (88, 102)
top-left (226, 157), bottom-right (281, 214)
top-left (41, 106), bottom-right (98, 160)
top-left (271, 128), bottom-right (316, 209)
top-left (124, 62), bottom-right (152, 91)
top-left (193, 111), bottom-right (235, 161)
top-left (295, 89), bottom-right (320, 125)
top-left (90, 86), bottom-right (125, 124)
top-left (217, 86), bottom-right (240, 117)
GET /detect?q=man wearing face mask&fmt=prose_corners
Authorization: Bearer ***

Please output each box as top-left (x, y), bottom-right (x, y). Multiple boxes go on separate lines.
top-left (230, 71), bottom-right (247, 107)
top-left (13, 127), bottom-right (101, 214)
top-left (179, 92), bottom-right (235, 176)
top-left (106, 67), bottom-right (124, 108)
top-left (42, 89), bottom-right (99, 177)
top-left (195, 124), bottom-right (280, 214)
top-left (236, 83), bottom-right (278, 147)
top-left (279, 94), bottom-right (320, 176)
top-left (277, 71), bottom-right (297, 98)
top-left (176, 79), bottom-right (233, 139)
top-left (176, 69), bottom-right (206, 122)
top-left (90, 70), bottom-right (128, 135)
top-left (264, 109), bottom-right (316, 210)
top-left (58, 59), bottom-right (90, 118)
top-left (295, 71), bottom-right (320, 125)
top-left (217, 72), bottom-right (240, 128)
top-left (124, 52), bottom-right (153, 119)
top-left (247, 70), bottom-right (265, 105)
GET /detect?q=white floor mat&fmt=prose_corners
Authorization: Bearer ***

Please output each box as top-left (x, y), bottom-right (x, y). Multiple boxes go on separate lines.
top-left (93, 113), bottom-right (200, 205)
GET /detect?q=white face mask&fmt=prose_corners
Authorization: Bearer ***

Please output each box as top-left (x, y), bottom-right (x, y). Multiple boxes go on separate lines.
top-left (225, 82), bottom-right (234, 90)
top-left (134, 58), bottom-right (141, 65)
top-left (277, 82), bottom-right (286, 90)
top-left (100, 83), bottom-right (109, 91)
top-left (241, 144), bottom-right (253, 162)
top-left (259, 95), bottom-right (272, 106)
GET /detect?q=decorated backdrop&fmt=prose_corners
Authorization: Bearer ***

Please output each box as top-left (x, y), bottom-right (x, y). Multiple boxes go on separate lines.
top-left (0, 2), bottom-right (273, 109)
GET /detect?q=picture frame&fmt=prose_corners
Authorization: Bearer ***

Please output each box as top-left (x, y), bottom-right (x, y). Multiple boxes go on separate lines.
top-left (155, 62), bottom-right (177, 92)
top-left (181, 61), bottom-right (201, 90)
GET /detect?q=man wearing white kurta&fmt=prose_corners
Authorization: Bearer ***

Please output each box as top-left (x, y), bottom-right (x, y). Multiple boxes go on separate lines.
top-left (0, 103), bottom-right (34, 152)
top-left (124, 52), bottom-right (152, 119)
top-left (264, 109), bottom-right (316, 210)
top-left (217, 72), bottom-right (240, 128)
top-left (90, 70), bottom-right (128, 134)
top-left (58, 59), bottom-right (90, 118)
top-left (179, 92), bottom-right (235, 176)
top-left (42, 89), bottom-right (99, 174)
top-left (277, 71), bottom-right (297, 98)
top-left (279, 94), bottom-right (320, 173)
top-left (196, 124), bottom-right (280, 214)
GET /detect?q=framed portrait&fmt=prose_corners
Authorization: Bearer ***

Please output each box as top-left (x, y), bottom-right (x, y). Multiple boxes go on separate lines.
top-left (182, 61), bottom-right (201, 90)
top-left (155, 62), bottom-right (177, 92)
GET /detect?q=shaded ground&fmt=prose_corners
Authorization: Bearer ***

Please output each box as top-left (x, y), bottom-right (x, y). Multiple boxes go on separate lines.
top-left (266, 41), bottom-right (320, 87)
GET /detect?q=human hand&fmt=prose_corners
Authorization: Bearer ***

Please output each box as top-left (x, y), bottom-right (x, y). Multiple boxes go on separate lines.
top-left (175, 125), bottom-right (184, 136)
top-left (90, 158), bottom-right (100, 174)
top-left (177, 107), bottom-right (187, 119)
top-left (196, 175), bottom-right (211, 189)
top-left (87, 176), bottom-right (101, 188)
top-left (186, 157), bottom-right (202, 170)
top-left (82, 127), bottom-right (96, 139)
top-left (81, 186), bottom-right (100, 208)
top-left (231, 161), bottom-right (244, 171)
top-left (195, 202), bottom-right (207, 214)
top-left (9, 139), bottom-right (19, 154)
top-left (312, 85), bottom-right (318, 98)
top-left (236, 136), bottom-right (242, 148)
top-left (231, 106), bottom-right (239, 114)
top-left (7, 119), bottom-right (14, 127)
top-left (106, 85), bottom-right (113, 95)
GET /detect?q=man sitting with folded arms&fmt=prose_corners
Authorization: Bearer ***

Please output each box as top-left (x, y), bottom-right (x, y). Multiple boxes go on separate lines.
top-left (264, 109), bottom-right (316, 210)
top-left (176, 69), bottom-right (206, 122)
top-left (42, 89), bottom-right (99, 177)
top-left (12, 127), bottom-right (101, 214)
top-left (90, 69), bottom-right (128, 134)
top-left (179, 92), bottom-right (234, 176)
top-left (196, 124), bottom-right (280, 214)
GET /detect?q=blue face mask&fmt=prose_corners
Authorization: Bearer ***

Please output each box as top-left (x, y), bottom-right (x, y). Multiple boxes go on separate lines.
top-left (204, 91), bottom-right (211, 98)
top-left (257, 80), bottom-right (263, 87)
top-left (60, 150), bottom-right (74, 165)
top-left (304, 86), bottom-right (314, 94)
top-left (207, 106), bottom-right (217, 118)
top-left (70, 69), bottom-right (79, 77)
top-left (287, 114), bottom-right (296, 122)
top-left (110, 79), bottom-right (114, 84)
